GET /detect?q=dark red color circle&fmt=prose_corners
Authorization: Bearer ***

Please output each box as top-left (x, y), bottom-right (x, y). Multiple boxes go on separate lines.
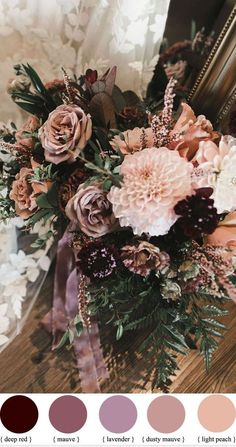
top-left (0, 395), bottom-right (38, 433)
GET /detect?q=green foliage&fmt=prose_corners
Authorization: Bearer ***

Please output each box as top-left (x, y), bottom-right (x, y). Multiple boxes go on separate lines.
top-left (55, 315), bottom-right (84, 350)
top-left (74, 129), bottom-right (124, 190)
top-left (0, 196), bottom-right (15, 220)
top-left (26, 184), bottom-right (60, 228)
top-left (11, 64), bottom-right (57, 119)
top-left (30, 164), bottom-right (58, 182)
top-left (30, 230), bottom-right (54, 249)
top-left (84, 269), bottom-right (230, 391)
top-left (55, 330), bottom-right (70, 350)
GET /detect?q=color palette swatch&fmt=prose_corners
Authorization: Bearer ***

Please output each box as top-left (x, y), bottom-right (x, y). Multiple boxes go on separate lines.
top-left (99, 395), bottom-right (137, 433)
top-left (49, 396), bottom-right (87, 434)
top-left (0, 394), bottom-right (235, 446)
top-left (198, 395), bottom-right (235, 432)
top-left (147, 396), bottom-right (185, 433)
top-left (0, 395), bottom-right (38, 434)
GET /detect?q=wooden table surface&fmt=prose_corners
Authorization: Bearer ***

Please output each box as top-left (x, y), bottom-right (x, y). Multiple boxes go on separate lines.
top-left (0, 264), bottom-right (236, 394)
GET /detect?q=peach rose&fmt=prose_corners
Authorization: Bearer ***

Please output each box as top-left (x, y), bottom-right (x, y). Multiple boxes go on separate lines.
top-left (111, 127), bottom-right (154, 154)
top-left (38, 104), bottom-right (92, 164)
top-left (169, 103), bottom-right (219, 160)
top-left (65, 183), bottom-right (118, 238)
top-left (16, 116), bottom-right (40, 150)
top-left (10, 163), bottom-right (51, 219)
top-left (205, 212), bottom-right (236, 255)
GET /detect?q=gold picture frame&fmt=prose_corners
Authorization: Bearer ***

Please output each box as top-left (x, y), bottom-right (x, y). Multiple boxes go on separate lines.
top-left (188, 5), bottom-right (236, 126)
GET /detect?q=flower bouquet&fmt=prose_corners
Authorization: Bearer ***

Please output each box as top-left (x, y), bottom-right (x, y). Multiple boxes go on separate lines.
top-left (1, 64), bottom-right (236, 392)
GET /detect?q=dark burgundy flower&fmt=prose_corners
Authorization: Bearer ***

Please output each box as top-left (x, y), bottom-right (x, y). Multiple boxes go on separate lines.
top-left (58, 167), bottom-right (88, 212)
top-left (85, 69), bottom-right (98, 85)
top-left (118, 106), bottom-right (145, 130)
top-left (174, 187), bottom-right (220, 239)
top-left (77, 241), bottom-right (119, 281)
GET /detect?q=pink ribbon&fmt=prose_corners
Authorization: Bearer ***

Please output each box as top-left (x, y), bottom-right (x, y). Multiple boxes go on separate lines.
top-left (42, 225), bottom-right (109, 392)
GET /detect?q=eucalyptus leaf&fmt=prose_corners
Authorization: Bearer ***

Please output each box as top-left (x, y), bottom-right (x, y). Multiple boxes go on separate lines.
top-left (75, 322), bottom-right (84, 337)
top-left (102, 179), bottom-right (113, 192)
top-left (68, 328), bottom-right (75, 344)
top-left (116, 324), bottom-right (124, 340)
top-left (36, 193), bottom-right (54, 209)
top-left (55, 330), bottom-right (69, 350)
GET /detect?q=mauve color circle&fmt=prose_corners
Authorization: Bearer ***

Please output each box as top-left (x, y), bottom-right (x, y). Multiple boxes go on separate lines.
top-left (147, 396), bottom-right (185, 433)
top-left (0, 395), bottom-right (38, 433)
top-left (198, 395), bottom-right (235, 432)
top-left (49, 395), bottom-right (87, 433)
top-left (99, 395), bottom-right (137, 433)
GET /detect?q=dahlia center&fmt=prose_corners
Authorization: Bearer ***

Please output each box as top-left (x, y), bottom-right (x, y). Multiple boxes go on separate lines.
top-left (140, 167), bottom-right (152, 179)
top-left (141, 173), bottom-right (168, 199)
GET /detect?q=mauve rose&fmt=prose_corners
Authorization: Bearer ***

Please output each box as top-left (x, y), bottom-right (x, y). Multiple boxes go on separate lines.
top-left (65, 183), bottom-right (118, 238)
top-left (10, 165), bottom-right (51, 220)
top-left (38, 104), bottom-right (92, 164)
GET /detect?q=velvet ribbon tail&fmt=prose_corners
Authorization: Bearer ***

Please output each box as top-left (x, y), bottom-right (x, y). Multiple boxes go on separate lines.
top-left (42, 225), bottom-right (109, 392)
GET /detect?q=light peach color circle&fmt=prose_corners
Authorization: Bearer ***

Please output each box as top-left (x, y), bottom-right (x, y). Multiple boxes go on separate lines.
top-left (198, 395), bottom-right (235, 432)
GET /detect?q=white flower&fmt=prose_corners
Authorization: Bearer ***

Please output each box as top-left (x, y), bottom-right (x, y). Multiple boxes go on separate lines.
top-left (38, 255), bottom-right (51, 272)
top-left (213, 163), bottom-right (236, 214)
top-left (0, 264), bottom-right (21, 286)
top-left (194, 136), bottom-right (236, 214)
top-left (0, 303), bottom-right (9, 346)
top-left (11, 293), bottom-right (24, 319)
top-left (27, 267), bottom-right (39, 282)
top-left (3, 279), bottom-right (27, 298)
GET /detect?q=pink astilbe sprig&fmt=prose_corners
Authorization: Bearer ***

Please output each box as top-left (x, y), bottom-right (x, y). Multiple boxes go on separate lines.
top-left (151, 77), bottom-right (180, 147)
top-left (183, 241), bottom-right (236, 302)
top-left (0, 140), bottom-right (21, 154)
top-left (0, 140), bottom-right (31, 167)
top-left (61, 67), bottom-right (77, 104)
top-left (77, 274), bottom-right (91, 328)
top-left (140, 128), bottom-right (147, 150)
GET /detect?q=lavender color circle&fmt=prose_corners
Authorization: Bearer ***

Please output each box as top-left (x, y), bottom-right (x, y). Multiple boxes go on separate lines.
top-left (147, 396), bottom-right (185, 433)
top-left (49, 396), bottom-right (87, 433)
top-left (99, 395), bottom-right (137, 433)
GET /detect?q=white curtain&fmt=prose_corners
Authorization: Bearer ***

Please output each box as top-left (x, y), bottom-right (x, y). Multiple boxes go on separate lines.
top-left (0, 0), bottom-right (170, 124)
top-left (0, 0), bottom-right (170, 349)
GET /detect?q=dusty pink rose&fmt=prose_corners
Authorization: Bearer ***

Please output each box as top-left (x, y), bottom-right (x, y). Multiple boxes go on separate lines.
top-left (169, 102), bottom-right (219, 160)
top-left (38, 104), bottom-right (92, 164)
top-left (121, 240), bottom-right (170, 277)
top-left (9, 165), bottom-right (50, 219)
top-left (111, 127), bottom-right (154, 154)
top-left (108, 147), bottom-right (193, 236)
top-left (16, 116), bottom-right (40, 150)
top-left (65, 183), bottom-right (117, 238)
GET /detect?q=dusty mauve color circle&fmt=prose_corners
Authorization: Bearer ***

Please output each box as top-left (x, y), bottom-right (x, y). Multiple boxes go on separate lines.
top-left (147, 396), bottom-right (185, 433)
top-left (0, 395), bottom-right (38, 433)
top-left (49, 395), bottom-right (87, 433)
top-left (198, 395), bottom-right (235, 432)
top-left (99, 395), bottom-right (137, 433)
